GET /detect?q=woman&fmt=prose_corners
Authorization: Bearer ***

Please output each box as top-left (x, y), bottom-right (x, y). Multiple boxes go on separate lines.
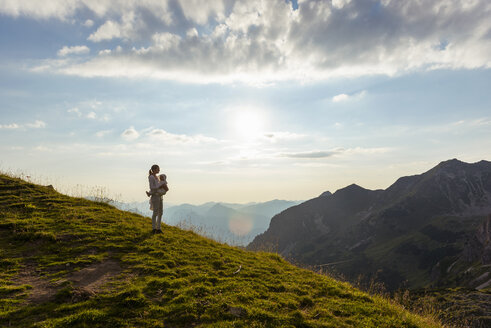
top-left (148, 164), bottom-right (166, 234)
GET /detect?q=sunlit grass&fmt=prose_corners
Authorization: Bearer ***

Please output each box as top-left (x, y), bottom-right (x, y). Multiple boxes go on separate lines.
top-left (0, 173), bottom-right (441, 327)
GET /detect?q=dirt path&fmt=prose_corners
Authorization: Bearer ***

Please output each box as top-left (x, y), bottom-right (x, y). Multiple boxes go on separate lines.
top-left (68, 259), bottom-right (122, 294)
top-left (14, 259), bottom-right (122, 304)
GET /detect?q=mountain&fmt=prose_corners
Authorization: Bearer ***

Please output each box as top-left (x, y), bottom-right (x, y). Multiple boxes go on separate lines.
top-left (0, 174), bottom-right (438, 327)
top-left (248, 159), bottom-right (491, 292)
top-left (159, 200), bottom-right (302, 246)
top-left (240, 199), bottom-right (304, 219)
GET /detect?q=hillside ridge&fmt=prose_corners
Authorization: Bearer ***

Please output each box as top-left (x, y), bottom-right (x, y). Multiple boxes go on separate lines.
top-left (0, 174), bottom-right (439, 327)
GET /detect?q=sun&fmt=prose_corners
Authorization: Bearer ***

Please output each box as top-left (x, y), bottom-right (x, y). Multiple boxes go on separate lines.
top-left (232, 109), bottom-right (266, 139)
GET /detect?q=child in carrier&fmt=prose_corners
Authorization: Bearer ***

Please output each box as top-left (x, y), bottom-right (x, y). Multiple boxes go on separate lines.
top-left (146, 174), bottom-right (169, 210)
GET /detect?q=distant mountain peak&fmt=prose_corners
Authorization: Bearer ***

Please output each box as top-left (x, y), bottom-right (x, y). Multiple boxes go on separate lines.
top-left (319, 191), bottom-right (332, 197)
top-left (334, 183), bottom-right (368, 194)
top-left (432, 159), bottom-right (491, 176)
top-left (209, 203), bottom-right (231, 211)
top-left (436, 158), bottom-right (465, 168)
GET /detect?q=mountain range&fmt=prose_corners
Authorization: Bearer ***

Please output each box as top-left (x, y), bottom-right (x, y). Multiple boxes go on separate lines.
top-left (162, 200), bottom-right (302, 246)
top-left (107, 199), bottom-right (302, 246)
top-left (248, 159), bottom-right (491, 293)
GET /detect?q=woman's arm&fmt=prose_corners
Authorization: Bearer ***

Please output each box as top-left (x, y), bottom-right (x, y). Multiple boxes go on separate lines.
top-left (149, 175), bottom-right (167, 192)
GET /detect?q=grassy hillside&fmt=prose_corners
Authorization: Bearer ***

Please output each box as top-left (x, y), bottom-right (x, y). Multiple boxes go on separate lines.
top-left (0, 174), bottom-right (440, 327)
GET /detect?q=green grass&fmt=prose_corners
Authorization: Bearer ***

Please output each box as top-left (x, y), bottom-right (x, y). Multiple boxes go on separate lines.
top-left (395, 287), bottom-right (491, 328)
top-left (0, 174), bottom-right (441, 327)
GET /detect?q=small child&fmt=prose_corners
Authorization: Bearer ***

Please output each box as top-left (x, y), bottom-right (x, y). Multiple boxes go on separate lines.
top-left (147, 174), bottom-right (169, 210)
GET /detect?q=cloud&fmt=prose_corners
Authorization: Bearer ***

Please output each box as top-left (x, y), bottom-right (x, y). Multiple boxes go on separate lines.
top-left (0, 123), bottom-right (20, 129)
top-left (280, 150), bottom-right (341, 159)
top-left (0, 120), bottom-right (46, 129)
top-left (332, 0), bottom-right (351, 10)
top-left (332, 94), bottom-right (349, 102)
top-left (95, 130), bottom-right (111, 137)
top-left (25, 120), bottom-right (46, 128)
top-left (466, 118), bottom-right (491, 127)
top-left (83, 19), bottom-right (94, 27)
top-left (332, 90), bottom-right (366, 102)
top-left (0, 0), bottom-right (80, 20)
top-left (9, 0), bottom-right (491, 83)
top-left (67, 107), bottom-right (82, 117)
top-left (66, 101), bottom-right (111, 121)
top-left (280, 146), bottom-right (391, 159)
top-left (57, 45), bottom-right (90, 56)
top-left (146, 128), bottom-right (219, 145)
top-left (121, 126), bottom-right (139, 141)
top-left (88, 19), bottom-right (128, 42)
top-left (344, 147), bottom-right (391, 155)
top-left (262, 131), bottom-right (307, 143)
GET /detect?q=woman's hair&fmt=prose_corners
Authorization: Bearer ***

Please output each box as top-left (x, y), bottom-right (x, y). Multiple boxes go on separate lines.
top-left (149, 164), bottom-right (159, 176)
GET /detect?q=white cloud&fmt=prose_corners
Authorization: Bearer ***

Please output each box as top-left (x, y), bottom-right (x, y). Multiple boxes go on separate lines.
top-left (279, 146), bottom-right (391, 159)
top-left (57, 45), bottom-right (90, 56)
top-left (262, 131), bottom-right (307, 143)
top-left (0, 0), bottom-right (80, 20)
top-left (88, 20), bottom-right (123, 42)
top-left (34, 145), bottom-right (52, 152)
top-left (332, 94), bottom-right (349, 102)
top-left (332, 0), bottom-right (352, 10)
top-left (280, 150), bottom-right (342, 159)
top-left (467, 118), bottom-right (491, 126)
top-left (344, 147), bottom-right (392, 155)
top-left (178, 0), bottom-right (225, 25)
top-left (0, 123), bottom-right (20, 129)
top-left (9, 0), bottom-right (491, 83)
top-left (66, 101), bottom-right (111, 121)
top-left (67, 107), bottom-right (82, 116)
top-left (121, 126), bottom-right (139, 141)
top-left (186, 28), bottom-right (199, 38)
top-left (332, 90), bottom-right (366, 102)
top-left (95, 130), bottom-right (111, 137)
top-left (25, 120), bottom-right (46, 128)
top-left (0, 0), bottom-right (172, 22)
top-left (151, 32), bottom-right (181, 51)
top-left (0, 120), bottom-right (46, 129)
top-left (98, 49), bottom-right (112, 55)
top-left (87, 10), bottom-right (148, 42)
top-left (146, 128), bottom-right (219, 145)
top-left (83, 19), bottom-right (94, 27)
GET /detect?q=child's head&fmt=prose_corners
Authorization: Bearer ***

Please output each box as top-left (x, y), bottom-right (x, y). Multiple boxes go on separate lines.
top-left (159, 174), bottom-right (167, 183)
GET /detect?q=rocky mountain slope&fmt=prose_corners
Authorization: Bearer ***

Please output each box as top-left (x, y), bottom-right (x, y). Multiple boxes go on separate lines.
top-left (0, 174), bottom-right (438, 327)
top-left (249, 159), bottom-right (491, 292)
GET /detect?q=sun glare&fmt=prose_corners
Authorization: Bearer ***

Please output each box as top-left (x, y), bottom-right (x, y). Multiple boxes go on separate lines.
top-left (233, 109), bottom-right (266, 139)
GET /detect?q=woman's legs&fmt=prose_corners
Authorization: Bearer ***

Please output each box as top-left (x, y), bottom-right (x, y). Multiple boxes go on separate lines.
top-left (150, 196), bottom-right (161, 230)
top-left (151, 196), bottom-right (163, 232)
top-left (156, 197), bottom-right (163, 230)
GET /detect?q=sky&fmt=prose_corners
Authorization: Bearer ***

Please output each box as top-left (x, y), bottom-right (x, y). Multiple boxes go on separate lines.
top-left (0, 0), bottom-right (490, 205)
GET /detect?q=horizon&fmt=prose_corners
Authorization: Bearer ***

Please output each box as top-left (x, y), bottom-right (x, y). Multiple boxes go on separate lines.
top-left (1, 1), bottom-right (490, 204)
top-left (4, 157), bottom-right (487, 206)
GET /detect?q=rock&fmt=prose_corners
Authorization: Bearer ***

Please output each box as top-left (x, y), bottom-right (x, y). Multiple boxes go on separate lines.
top-left (228, 306), bottom-right (246, 318)
top-left (463, 215), bottom-right (491, 264)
